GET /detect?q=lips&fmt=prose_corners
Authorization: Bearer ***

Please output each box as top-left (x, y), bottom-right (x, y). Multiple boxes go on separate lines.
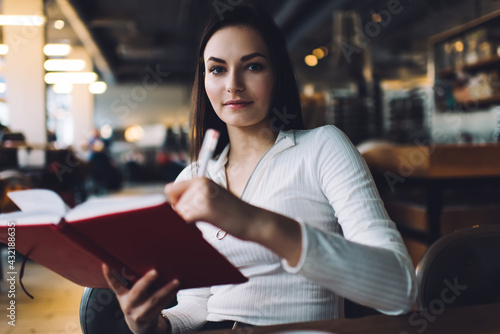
top-left (223, 100), bottom-right (253, 108)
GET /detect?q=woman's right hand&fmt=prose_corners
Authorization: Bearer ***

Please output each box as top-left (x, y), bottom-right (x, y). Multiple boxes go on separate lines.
top-left (102, 263), bottom-right (180, 334)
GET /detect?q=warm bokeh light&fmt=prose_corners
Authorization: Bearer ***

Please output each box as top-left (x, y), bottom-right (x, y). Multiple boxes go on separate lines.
top-left (313, 48), bottom-right (325, 59)
top-left (372, 13), bottom-right (382, 23)
top-left (44, 44), bottom-right (71, 56)
top-left (44, 59), bottom-right (86, 71)
top-left (52, 83), bottom-right (73, 94)
top-left (0, 15), bottom-right (45, 26)
top-left (124, 125), bottom-right (145, 142)
top-left (304, 55), bottom-right (318, 67)
top-left (54, 20), bottom-right (65, 29)
top-left (0, 83), bottom-right (7, 93)
top-left (320, 46), bottom-right (329, 56)
top-left (454, 41), bottom-right (464, 52)
top-left (89, 81), bottom-right (107, 94)
top-left (303, 84), bottom-right (314, 97)
top-left (100, 124), bottom-right (113, 139)
top-left (45, 72), bottom-right (98, 84)
top-left (0, 44), bottom-right (8, 55)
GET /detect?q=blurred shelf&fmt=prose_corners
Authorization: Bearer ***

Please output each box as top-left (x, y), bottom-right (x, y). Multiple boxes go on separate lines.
top-left (456, 93), bottom-right (500, 107)
top-left (430, 8), bottom-right (500, 44)
top-left (431, 9), bottom-right (500, 112)
top-left (435, 94), bottom-right (500, 111)
top-left (437, 55), bottom-right (500, 77)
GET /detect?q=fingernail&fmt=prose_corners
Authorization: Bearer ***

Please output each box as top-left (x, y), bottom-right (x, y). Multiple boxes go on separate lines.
top-left (149, 269), bottom-right (158, 277)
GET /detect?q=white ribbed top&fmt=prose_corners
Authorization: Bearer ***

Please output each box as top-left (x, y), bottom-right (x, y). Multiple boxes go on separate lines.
top-left (162, 125), bottom-right (417, 333)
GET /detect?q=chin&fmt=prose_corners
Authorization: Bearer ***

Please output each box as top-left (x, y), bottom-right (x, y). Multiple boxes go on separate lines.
top-left (219, 114), bottom-right (262, 127)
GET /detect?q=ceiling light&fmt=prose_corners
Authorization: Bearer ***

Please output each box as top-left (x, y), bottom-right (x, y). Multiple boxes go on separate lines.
top-left (44, 72), bottom-right (98, 84)
top-left (89, 81), bottom-right (107, 94)
top-left (44, 44), bottom-right (71, 56)
top-left (44, 59), bottom-right (86, 71)
top-left (52, 83), bottom-right (73, 94)
top-left (54, 20), bottom-right (65, 30)
top-left (305, 55), bottom-right (318, 67)
top-left (0, 15), bottom-right (45, 26)
top-left (0, 45), bottom-right (8, 55)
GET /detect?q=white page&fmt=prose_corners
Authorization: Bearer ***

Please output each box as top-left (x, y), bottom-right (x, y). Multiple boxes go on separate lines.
top-left (0, 210), bottom-right (61, 226)
top-left (8, 189), bottom-right (67, 216)
top-left (65, 193), bottom-right (166, 222)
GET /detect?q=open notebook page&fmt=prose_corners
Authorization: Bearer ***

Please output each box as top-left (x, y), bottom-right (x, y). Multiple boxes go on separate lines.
top-left (64, 193), bottom-right (166, 222)
top-left (8, 189), bottom-right (68, 216)
top-left (0, 210), bottom-right (62, 226)
top-left (2, 189), bottom-right (167, 225)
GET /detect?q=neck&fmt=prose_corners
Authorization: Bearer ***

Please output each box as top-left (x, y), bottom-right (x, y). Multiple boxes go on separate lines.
top-left (226, 122), bottom-right (279, 163)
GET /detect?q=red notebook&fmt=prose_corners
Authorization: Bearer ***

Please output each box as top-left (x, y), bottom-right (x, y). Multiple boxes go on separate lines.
top-left (0, 189), bottom-right (247, 289)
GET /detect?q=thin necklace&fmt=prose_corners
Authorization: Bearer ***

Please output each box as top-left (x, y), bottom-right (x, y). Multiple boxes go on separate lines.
top-left (216, 161), bottom-right (231, 240)
top-left (216, 229), bottom-right (227, 240)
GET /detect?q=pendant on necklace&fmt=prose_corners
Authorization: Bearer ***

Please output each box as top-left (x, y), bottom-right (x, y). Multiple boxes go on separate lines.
top-left (216, 229), bottom-right (227, 240)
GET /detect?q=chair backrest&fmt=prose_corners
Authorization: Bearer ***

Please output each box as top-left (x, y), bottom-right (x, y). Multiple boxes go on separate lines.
top-left (80, 288), bottom-right (133, 334)
top-left (80, 287), bottom-right (178, 334)
top-left (415, 225), bottom-right (500, 310)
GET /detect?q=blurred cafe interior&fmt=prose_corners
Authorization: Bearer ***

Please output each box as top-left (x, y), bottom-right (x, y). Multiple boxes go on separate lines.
top-left (1, 0), bottom-right (500, 333)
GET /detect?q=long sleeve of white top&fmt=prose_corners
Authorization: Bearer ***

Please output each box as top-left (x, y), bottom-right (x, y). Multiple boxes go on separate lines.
top-left (161, 287), bottom-right (211, 334)
top-left (281, 126), bottom-right (417, 314)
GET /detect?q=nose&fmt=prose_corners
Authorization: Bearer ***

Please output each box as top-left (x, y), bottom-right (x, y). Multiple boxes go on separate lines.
top-left (226, 70), bottom-right (244, 93)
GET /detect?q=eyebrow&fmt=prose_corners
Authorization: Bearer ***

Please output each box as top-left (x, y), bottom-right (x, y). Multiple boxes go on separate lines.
top-left (207, 52), bottom-right (267, 64)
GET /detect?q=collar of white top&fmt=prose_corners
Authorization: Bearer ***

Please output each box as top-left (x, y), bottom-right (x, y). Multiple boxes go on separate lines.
top-left (207, 129), bottom-right (296, 175)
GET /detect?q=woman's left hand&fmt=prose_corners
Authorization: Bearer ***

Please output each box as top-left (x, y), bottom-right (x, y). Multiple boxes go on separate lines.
top-left (165, 177), bottom-right (259, 240)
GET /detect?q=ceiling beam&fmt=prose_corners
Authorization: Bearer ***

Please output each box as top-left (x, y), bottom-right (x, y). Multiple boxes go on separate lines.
top-left (55, 0), bottom-right (115, 84)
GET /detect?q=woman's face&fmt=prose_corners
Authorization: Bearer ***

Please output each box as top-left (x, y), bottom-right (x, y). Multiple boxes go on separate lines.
top-left (203, 25), bottom-right (274, 130)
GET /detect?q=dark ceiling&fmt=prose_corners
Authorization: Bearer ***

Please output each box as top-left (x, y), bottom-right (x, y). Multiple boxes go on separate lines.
top-left (48, 0), bottom-right (475, 85)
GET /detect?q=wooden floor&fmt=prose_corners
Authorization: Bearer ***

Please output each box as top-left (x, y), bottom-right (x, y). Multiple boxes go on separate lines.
top-left (1, 260), bottom-right (84, 334)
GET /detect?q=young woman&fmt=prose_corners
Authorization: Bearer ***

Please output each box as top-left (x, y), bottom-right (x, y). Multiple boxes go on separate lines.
top-left (103, 6), bottom-right (417, 334)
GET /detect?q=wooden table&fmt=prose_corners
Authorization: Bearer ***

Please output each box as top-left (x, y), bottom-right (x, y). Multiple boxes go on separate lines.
top-left (361, 143), bottom-right (500, 244)
top-left (201, 303), bottom-right (500, 334)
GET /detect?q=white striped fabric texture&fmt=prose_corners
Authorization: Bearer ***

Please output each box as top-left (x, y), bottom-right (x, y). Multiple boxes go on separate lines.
top-left (162, 125), bottom-right (417, 334)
